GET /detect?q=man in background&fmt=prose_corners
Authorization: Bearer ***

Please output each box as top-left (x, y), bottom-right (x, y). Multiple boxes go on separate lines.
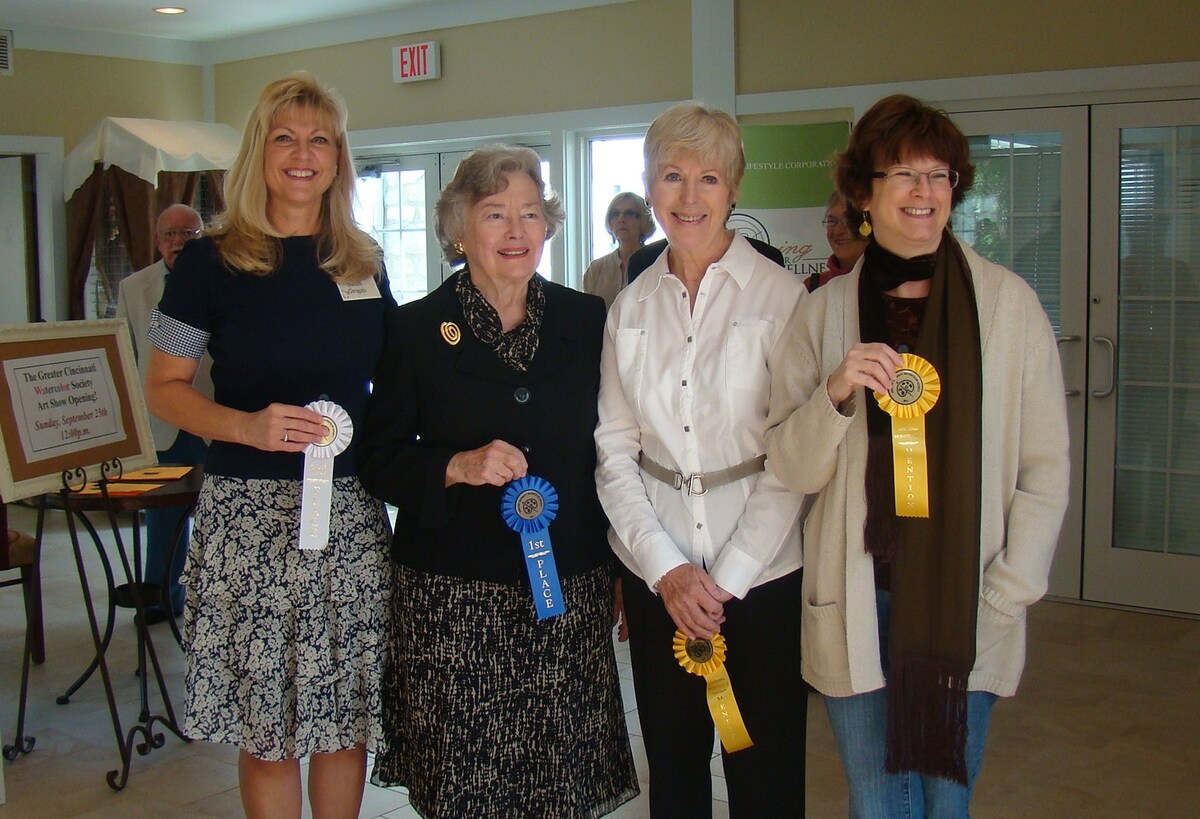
top-left (116, 203), bottom-right (212, 623)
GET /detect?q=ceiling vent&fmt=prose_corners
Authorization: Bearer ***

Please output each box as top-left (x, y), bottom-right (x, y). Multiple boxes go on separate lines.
top-left (0, 30), bottom-right (12, 76)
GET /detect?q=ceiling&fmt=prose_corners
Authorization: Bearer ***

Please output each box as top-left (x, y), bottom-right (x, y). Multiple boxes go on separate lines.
top-left (2, 0), bottom-right (432, 42)
top-left (1, 0), bottom-right (627, 66)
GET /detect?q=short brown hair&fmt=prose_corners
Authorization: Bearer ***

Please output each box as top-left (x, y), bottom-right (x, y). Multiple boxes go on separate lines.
top-left (835, 94), bottom-right (975, 209)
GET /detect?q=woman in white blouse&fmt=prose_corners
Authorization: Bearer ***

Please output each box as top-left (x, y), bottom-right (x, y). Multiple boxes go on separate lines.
top-left (594, 101), bottom-right (808, 818)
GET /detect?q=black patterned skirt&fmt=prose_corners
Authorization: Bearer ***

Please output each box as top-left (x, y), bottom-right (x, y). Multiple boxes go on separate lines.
top-left (181, 475), bottom-right (392, 761)
top-left (372, 562), bottom-right (639, 818)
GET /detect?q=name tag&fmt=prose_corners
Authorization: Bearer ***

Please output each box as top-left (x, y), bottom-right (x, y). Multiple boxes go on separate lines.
top-left (337, 277), bottom-right (382, 301)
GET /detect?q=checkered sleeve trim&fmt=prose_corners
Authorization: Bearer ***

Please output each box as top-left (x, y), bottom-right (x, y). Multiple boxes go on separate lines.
top-left (147, 309), bottom-right (210, 360)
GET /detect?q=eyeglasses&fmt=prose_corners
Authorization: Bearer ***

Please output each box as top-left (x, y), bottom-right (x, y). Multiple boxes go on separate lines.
top-left (158, 228), bottom-right (201, 241)
top-left (821, 216), bottom-right (853, 229)
top-left (608, 208), bottom-right (642, 220)
top-left (871, 167), bottom-right (960, 189)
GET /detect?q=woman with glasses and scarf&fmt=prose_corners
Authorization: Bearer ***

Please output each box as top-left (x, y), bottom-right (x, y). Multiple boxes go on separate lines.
top-left (766, 94), bottom-right (1070, 817)
top-left (583, 191), bottom-right (656, 308)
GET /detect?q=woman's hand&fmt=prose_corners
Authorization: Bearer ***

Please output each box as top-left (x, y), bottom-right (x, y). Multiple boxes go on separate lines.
top-left (242, 403), bottom-right (328, 453)
top-left (657, 564), bottom-right (728, 638)
top-left (826, 342), bottom-right (905, 405)
top-left (612, 576), bottom-right (629, 642)
top-left (445, 440), bottom-right (528, 487)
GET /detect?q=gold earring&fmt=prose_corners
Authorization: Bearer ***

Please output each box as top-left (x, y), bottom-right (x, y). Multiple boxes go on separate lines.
top-left (453, 241), bottom-right (465, 256)
top-left (858, 215), bottom-right (872, 238)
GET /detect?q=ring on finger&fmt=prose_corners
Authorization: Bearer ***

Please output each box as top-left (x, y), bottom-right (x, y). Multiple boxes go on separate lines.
top-left (282, 431), bottom-right (289, 443)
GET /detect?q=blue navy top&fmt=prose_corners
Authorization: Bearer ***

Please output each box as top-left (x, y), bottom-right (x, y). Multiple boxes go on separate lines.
top-left (148, 235), bottom-right (394, 480)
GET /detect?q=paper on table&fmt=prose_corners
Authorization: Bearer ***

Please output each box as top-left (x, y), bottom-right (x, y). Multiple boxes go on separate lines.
top-left (76, 482), bottom-right (164, 496)
top-left (121, 466), bottom-right (193, 481)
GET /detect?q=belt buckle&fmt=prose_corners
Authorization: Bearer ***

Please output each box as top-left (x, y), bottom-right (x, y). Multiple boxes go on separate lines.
top-left (686, 474), bottom-right (707, 496)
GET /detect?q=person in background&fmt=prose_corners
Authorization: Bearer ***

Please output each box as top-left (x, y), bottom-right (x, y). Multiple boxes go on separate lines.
top-left (116, 203), bottom-right (212, 623)
top-left (594, 101), bottom-right (808, 817)
top-left (144, 72), bottom-right (393, 819)
top-left (583, 191), bottom-right (655, 308)
top-left (359, 145), bottom-right (638, 818)
top-left (806, 190), bottom-right (869, 292)
top-left (766, 94), bottom-right (1070, 818)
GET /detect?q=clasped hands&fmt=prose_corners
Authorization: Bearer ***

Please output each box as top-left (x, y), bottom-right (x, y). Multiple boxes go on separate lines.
top-left (658, 563), bottom-right (733, 639)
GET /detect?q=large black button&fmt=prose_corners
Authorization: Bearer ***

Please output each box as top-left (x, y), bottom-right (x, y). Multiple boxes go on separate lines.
top-left (514, 386), bottom-right (531, 404)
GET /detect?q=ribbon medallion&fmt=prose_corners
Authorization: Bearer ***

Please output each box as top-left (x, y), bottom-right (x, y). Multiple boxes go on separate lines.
top-left (873, 353), bottom-right (940, 517)
top-left (501, 476), bottom-right (566, 620)
top-left (299, 400), bottom-right (352, 550)
top-left (673, 631), bottom-right (754, 753)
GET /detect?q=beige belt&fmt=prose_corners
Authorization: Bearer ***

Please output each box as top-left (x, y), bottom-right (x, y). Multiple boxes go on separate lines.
top-left (638, 451), bottom-right (766, 497)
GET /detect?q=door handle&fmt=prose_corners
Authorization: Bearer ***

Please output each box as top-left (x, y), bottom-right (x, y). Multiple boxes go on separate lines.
top-left (1092, 335), bottom-right (1115, 398)
top-left (1056, 335), bottom-right (1082, 396)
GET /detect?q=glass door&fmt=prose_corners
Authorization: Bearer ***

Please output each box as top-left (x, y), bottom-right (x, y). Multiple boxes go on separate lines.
top-left (950, 108), bottom-right (1090, 600)
top-left (1085, 99), bottom-right (1200, 613)
top-left (355, 153), bottom-right (440, 305)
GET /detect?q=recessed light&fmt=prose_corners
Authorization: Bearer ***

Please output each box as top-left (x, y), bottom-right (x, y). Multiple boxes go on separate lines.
top-left (154, 6), bottom-right (187, 14)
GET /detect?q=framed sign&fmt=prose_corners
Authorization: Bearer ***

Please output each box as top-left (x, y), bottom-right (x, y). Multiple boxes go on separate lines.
top-left (0, 319), bottom-right (156, 501)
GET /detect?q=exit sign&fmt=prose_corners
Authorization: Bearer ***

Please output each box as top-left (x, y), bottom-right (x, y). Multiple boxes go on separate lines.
top-left (393, 41), bottom-right (440, 83)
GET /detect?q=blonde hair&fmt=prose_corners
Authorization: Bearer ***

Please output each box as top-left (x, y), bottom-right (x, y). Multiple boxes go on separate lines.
top-left (436, 145), bottom-right (564, 266)
top-left (209, 71), bottom-right (380, 282)
top-left (643, 101), bottom-right (746, 200)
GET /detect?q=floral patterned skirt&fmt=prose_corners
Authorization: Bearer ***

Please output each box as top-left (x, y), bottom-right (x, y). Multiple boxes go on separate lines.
top-left (372, 562), bottom-right (639, 818)
top-left (181, 475), bottom-right (391, 761)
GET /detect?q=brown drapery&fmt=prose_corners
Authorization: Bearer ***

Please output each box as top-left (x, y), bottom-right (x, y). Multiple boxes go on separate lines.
top-left (65, 165), bottom-right (105, 321)
top-left (65, 167), bottom-right (226, 319)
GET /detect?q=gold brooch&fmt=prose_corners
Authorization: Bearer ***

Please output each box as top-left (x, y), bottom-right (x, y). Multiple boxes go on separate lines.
top-left (440, 321), bottom-right (461, 346)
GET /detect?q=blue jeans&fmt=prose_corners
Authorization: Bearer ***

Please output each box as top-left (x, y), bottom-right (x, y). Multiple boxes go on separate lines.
top-left (824, 590), bottom-right (997, 819)
top-left (144, 431), bottom-right (207, 613)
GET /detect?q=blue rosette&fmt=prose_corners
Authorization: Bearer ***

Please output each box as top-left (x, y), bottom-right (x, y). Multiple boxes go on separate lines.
top-left (501, 476), bottom-right (565, 620)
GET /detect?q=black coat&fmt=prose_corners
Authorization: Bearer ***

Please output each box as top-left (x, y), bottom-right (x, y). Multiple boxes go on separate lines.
top-left (359, 274), bottom-right (612, 585)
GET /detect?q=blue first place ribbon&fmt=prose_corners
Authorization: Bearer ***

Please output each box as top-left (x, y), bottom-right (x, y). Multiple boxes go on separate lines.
top-left (501, 476), bottom-right (565, 621)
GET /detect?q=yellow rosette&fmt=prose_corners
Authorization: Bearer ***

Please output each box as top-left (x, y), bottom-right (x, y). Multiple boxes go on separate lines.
top-left (874, 353), bottom-right (940, 517)
top-left (673, 631), bottom-right (754, 753)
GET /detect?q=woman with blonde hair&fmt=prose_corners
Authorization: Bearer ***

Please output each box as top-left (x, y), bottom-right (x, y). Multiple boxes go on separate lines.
top-left (145, 71), bottom-right (393, 818)
top-left (594, 101), bottom-right (808, 816)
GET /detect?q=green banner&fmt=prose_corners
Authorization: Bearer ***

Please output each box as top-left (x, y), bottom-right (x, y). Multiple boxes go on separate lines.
top-left (739, 123), bottom-right (850, 209)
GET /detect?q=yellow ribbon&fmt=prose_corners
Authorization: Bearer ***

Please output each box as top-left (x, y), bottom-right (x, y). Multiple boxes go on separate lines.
top-left (673, 631), bottom-right (754, 753)
top-left (874, 353), bottom-right (941, 518)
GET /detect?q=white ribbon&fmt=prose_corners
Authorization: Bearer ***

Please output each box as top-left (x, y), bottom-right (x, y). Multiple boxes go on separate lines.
top-left (299, 400), bottom-right (352, 550)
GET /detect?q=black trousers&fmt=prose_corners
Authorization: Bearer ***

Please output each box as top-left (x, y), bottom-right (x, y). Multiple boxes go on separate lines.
top-left (621, 565), bottom-right (807, 818)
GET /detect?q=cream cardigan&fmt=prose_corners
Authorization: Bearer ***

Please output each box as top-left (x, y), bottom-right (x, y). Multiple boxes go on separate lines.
top-left (765, 238), bottom-right (1070, 698)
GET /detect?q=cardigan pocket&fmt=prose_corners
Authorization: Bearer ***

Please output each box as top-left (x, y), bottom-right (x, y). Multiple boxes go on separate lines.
top-left (973, 591), bottom-right (1024, 664)
top-left (802, 599), bottom-right (850, 682)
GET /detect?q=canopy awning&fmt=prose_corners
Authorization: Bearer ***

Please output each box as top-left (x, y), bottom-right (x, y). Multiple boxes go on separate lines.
top-left (64, 117), bottom-right (240, 200)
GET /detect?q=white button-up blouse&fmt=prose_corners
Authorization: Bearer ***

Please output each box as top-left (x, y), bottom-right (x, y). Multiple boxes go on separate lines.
top-left (595, 233), bottom-right (807, 599)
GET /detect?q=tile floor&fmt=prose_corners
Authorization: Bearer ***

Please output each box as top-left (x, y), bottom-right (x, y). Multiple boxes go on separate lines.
top-left (2, 501), bottom-right (1198, 817)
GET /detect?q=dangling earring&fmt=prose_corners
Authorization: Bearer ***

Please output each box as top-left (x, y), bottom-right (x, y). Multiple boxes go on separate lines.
top-left (858, 213), bottom-right (873, 238)
top-left (453, 241), bottom-right (465, 256)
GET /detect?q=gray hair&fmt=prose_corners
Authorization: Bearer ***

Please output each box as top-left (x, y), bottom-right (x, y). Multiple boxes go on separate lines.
top-left (436, 145), bottom-right (565, 266)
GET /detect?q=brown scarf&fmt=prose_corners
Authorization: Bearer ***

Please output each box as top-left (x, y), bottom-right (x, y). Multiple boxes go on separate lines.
top-left (455, 268), bottom-right (544, 372)
top-left (859, 230), bottom-right (983, 785)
